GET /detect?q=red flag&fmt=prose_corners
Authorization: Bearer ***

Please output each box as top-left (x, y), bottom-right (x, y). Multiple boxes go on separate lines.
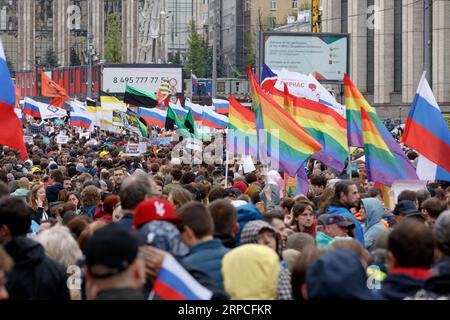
top-left (0, 41), bottom-right (27, 160)
top-left (41, 72), bottom-right (68, 97)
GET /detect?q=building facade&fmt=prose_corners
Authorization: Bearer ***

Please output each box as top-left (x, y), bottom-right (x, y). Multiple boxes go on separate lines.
top-left (321, 0), bottom-right (450, 117)
top-left (3, 0), bottom-right (179, 73)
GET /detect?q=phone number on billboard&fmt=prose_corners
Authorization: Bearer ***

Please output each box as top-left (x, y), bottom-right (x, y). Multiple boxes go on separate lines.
top-left (112, 77), bottom-right (160, 84)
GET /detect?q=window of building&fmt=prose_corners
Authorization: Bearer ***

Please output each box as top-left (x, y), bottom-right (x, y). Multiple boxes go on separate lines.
top-left (270, 0), bottom-right (277, 10)
top-left (218, 81), bottom-right (225, 92)
top-left (292, 0), bottom-right (298, 9)
top-left (245, 0), bottom-right (250, 11)
top-left (269, 16), bottom-right (276, 29)
top-left (394, 0), bottom-right (402, 93)
top-left (70, 69), bottom-right (75, 84)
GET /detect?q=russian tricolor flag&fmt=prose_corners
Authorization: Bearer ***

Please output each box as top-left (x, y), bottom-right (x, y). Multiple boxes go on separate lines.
top-left (139, 107), bottom-right (167, 128)
top-left (149, 254), bottom-right (212, 300)
top-left (212, 98), bottom-right (229, 114)
top-left (169, 100), bottom-right (188, 119)
top-left (70, 100), bottom-right (92, 129)
top-left (402, 72), bottom-right (450, 181)
top-left (184, 99), bottom-right (204, 121)
top-left (23, 97), bottom-right (42, 118)
top-left (202, 107), bottom-right (228, 129)
top-left (0, 38), bottom-right (27, 159)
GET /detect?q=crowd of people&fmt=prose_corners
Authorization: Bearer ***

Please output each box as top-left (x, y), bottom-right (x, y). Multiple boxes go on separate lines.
top-left (0, 122), bottom-right (449, 300)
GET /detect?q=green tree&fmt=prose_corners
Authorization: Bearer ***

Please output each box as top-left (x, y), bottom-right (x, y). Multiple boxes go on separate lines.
top-left (44, 48), bottom-right (58, 67)
top-left (245, 31), bottom-right (256, 69)
top-left (169, 51), bottom-right (182, 65)
top-left (104, 12), bottom-right (122, 63)
top-left (185, 19), bottom-right (205, 78)
top-left (202, 42), bottom-right (212, 78)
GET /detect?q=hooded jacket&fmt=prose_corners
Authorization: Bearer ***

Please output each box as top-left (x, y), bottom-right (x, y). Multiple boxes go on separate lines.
top-left (4, 236), bottom-right (70, 300)
top-left (10, 188), bottom-right (30, 204)
top-left (239, 220), bottom-right (292, 300)
top-left (235, 204), bottom-right (262, 245)
top-left (222, 244), bottom-right (281, 299)
top-left (410, 256), bottom-right (450, 299)
top-left (362, 198), bottom-right (386, 250)
top-left (327, 205), bottom-right (365, 246)
top-left (306, 248), bottom-right (373, 299)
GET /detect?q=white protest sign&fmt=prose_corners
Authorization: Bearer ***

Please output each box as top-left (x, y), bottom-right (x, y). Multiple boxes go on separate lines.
top-left (126, 143), bottom-right (141, 156)
top-left (242, 155), bottom-right (256, 173)
top-left (56, 135), bottom-right (69, 144)
top-left (79, 131), bottom-right (90, 140)
top-left (23, 136), bottom-right (33, 144)
top-left (391, 180), bottom-right (428, 204)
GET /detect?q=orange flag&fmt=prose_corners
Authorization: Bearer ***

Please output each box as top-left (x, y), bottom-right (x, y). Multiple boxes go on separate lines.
top-left (41, 72), bottom-right (68, 97)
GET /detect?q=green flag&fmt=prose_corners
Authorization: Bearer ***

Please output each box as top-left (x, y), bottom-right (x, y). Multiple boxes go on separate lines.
top-left (165, 106), bottom-right (182, 131)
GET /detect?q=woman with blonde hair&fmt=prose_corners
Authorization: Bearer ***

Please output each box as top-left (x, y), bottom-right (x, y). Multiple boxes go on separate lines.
top-left (38, 225), bottom-right (83, 300)
top-left (28, 184), bottom-right (50, 224)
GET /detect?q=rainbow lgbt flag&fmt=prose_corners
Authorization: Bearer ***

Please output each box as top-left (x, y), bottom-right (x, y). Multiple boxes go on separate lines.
top-left (227, 96), bottom-right (258, 159)
top-left (248, 67), bottom-right (322, 177)
top-left (344, 74), bottom-right (418, 186)
top-left (271, 85), bottom-right (348, 171)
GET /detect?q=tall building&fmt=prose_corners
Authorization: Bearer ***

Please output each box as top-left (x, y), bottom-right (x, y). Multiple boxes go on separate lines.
top-left (321, 0), bottom-right (450, 117)
top-left (2, 0), bottom-right (175, 73)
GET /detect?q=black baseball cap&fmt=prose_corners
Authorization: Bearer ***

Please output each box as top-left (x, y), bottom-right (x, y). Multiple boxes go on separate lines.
top-left (84, 224), bottom-right (139, 278)
top-left (325, 215), bottom-right (355, 228)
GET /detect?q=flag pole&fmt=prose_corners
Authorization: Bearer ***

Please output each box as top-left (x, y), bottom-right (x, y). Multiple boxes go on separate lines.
top-left (224, 149), bottom-right (229, 188)
top-left (190, 69), bottom-right (193, 101)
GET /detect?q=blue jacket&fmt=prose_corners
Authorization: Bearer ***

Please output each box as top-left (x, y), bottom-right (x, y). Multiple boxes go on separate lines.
top-left (183, 239), bottom-right (229, 291)
top-left (362, 198), bottom-right (385, 249)
top-left (326, 205), bottom-right (365, 247)
top-left (80, 205), bottom-right (97, 220)
top-left (235, 204), bottom-right (262, 245)
top-left (115, 213), bottom-right (134, 230)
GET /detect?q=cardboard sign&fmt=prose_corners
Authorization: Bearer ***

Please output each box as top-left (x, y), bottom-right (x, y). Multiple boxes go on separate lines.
top-left (138, 142), bottom-right (147, 153)
top-left (79, 132), bottom-right (90, 140)
top-left (125, 143), bottom-right (141, 156)
top-left (56, 135), bottom-right (69, 144)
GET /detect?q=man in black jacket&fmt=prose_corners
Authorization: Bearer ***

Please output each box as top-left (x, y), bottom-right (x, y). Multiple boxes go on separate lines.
top-left (46, 169), bottom-right (65, 204)
top-left (409, 210), bottom-right (450, 299)
top-left (84, 224), bottom-right (146, 300)
top-left (0, 196), bottom-right (70, 300)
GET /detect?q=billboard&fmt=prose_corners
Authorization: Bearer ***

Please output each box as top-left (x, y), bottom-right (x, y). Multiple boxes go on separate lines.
top-left (263, 32), bottom-right (349, 82)
top-left (102, 65), bottom-right (183, 94)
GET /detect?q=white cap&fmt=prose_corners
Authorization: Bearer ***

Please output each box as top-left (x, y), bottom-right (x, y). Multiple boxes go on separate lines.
top-left (231, 200), bottom-right (247, 208)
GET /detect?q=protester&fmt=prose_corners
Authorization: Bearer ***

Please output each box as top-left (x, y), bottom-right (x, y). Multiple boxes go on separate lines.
top-left (208, 199), bottom-right (238, 249)
top-left (361, 198), bottom-right (386, 250)
top-left (84, 224), bottom-right (146, 300)
top-left (326, 181), bottom-right (365, 245)
top-left (178, 202), bottom-right (229, 290)
top-left (0, 247), bottom-right (13, 300)
top-left (28, 184), bottom-right (50, 223)
top-left (10, 177), bottom-right (30, 204)
top-left (374, 219), bottom-right (434, 300)
top-left (289, 201), bottom-right (317, 237)
top-left (46, 169), bottom-right (65, 204)
top-left (0, 196), bottom-right (70, 300)
top-left (222, 244), bottom-right (281, 300)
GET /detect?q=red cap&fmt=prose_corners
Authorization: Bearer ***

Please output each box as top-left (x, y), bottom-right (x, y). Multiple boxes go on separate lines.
top-left (133, 198), bottom-right (180, 228)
